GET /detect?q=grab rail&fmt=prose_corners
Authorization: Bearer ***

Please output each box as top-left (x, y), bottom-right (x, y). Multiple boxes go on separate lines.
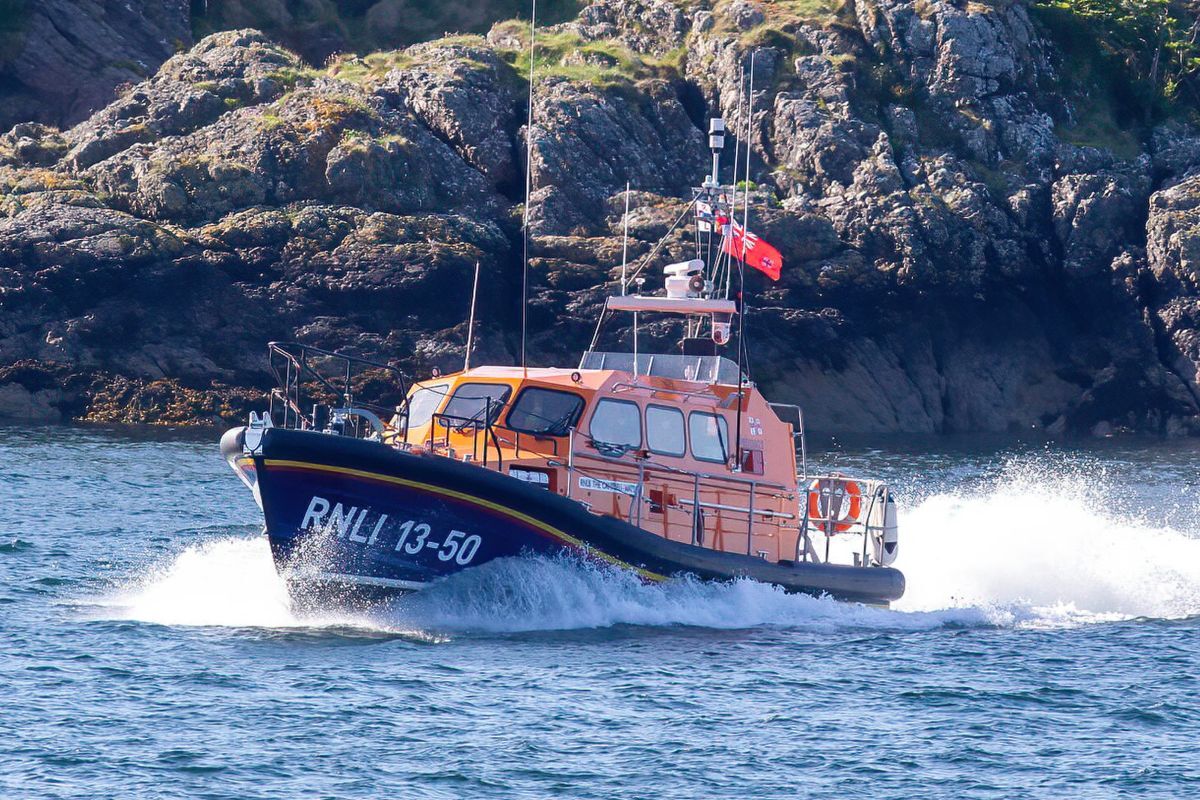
top-left (768, 402), bottom-right (807, 479)
top-left (267, 341), bottom-right (409, 436)
top-left (560, 449), bottom-right (794, 495)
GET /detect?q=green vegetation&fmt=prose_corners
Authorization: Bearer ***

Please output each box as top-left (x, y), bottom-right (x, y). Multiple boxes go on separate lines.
top-left (1033, 0), bottom-right (1200, 122)
top-left (339, 128), bottom-right (411, 153)
top-left (973, 159), bottom-right (1025, 200)
top-left (266, 66), bottom-right (322, 90)
top-left (717, 0), bottom-right (854, 50)
top-left (748, 0), bottom-right (846, 31)
top-left (327, 51), bottom-right (416, 86)
top-left (191, 0), bottom-right (582, 64)
top-left (253, 92), bottom-right (378, 136)
top-left (325, 34), bottom-right (501, 88)
top-left (1056, 92), bottom-right (1143, 158)
top-left (491, 25), bottom-right (684, 88)
top-left (258, 111), bottom-right (285, 131)
top-left (109, 58), bottom-right (149, 77)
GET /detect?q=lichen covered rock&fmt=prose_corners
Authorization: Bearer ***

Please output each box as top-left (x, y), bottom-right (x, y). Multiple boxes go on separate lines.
top-left (2, 6), bottom-right (1200, 435)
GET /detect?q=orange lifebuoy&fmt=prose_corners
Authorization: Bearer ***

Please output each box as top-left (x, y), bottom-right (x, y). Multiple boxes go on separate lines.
top-left (807, 477), bottom-right (862, 533)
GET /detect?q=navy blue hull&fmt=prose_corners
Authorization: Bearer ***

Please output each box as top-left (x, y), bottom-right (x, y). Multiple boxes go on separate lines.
top-left (222, 427), bottom-right (905, 606)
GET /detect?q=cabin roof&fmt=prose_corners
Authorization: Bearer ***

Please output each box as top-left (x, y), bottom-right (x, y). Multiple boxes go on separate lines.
top-left (415, 352), bottom-right (748, 392)
top-left (421, 365), bottom-right (609, 390)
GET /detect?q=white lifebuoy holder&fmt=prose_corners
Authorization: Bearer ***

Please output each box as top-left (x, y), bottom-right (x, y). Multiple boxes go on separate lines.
top-left (866, 486), bottom-right (899, 566)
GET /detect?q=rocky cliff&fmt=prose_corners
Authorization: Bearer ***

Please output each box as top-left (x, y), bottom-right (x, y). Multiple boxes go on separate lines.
top-left (3, 0), bottom-right (1200, 435)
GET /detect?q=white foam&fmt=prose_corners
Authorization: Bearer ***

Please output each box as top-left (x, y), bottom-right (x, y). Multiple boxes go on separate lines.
top-left (389, 555), bottom-right (987, 633)
top-left (97, 536), bottom-right (318, 629)
top-left (893, 464), bottom-right (1200, 624)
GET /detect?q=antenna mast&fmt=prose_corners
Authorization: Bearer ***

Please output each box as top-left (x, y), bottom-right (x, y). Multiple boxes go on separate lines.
top-left (733, 52), bottom-right (756, 471)
top-left (620, 181), bottom-right (631, 295)
top-left (464, 260), bottom-right (481, 371)
top-left (724, 66), bottom-right (744, 302)
top-left (520, 0), bottom-right (537, 375)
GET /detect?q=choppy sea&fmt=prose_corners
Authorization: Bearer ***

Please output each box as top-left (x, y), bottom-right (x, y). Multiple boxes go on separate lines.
top-left (2, 424), bottom-right (1198, 798)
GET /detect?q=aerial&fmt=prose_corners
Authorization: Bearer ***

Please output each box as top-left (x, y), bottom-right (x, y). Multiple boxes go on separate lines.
top-left (1, 0), bottom-right (1198, 797)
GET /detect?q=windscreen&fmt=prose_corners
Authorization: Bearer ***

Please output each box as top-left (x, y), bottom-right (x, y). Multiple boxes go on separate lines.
top-left (440, 383), bottom-right (512, 428)
top-left (406, 384), bottom-right (448, 428)
top-left (506, 388), bottom-right (585, 436)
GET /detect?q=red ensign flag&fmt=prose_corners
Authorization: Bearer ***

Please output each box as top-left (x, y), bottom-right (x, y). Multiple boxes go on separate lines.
top-left (722, 221), bottom-right (783, 281)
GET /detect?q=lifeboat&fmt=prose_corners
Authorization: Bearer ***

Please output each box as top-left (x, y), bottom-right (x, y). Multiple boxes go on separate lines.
top-left (219, 114), bottom-right (905, 609)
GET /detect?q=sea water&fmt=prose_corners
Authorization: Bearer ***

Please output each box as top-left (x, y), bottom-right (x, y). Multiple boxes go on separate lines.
top-left (1, 425), bottom-right (1198, 798)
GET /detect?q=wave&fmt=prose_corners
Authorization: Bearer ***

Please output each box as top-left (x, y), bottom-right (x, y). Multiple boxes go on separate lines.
top-left (92, 461), bottom-right (1200, 634)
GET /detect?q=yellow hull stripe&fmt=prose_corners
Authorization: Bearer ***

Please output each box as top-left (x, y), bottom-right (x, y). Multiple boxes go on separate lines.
top-left (260, 458), bottom-right (668, 582)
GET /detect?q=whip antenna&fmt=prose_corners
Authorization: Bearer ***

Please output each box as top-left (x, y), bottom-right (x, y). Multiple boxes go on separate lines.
top-left (520, 0), bottom-right (537, 375)
top-left (620, 181), bottom-right (631, 295)
top-left (464, 260), bottom-right (481, 371)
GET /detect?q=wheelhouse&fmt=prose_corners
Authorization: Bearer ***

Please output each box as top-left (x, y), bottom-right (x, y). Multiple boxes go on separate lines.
top-left (380, 352), bottom-right (808, 563)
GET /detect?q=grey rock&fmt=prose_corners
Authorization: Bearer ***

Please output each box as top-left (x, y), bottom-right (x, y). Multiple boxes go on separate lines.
top-left (85, 81), bottom-right (498, 226)
top-left (570, 0), bottom-right (691, 55)
top-left (1053, 168), bottom-right (1151, 277)
top-left (376, 42), bottom-right (521, 188)
top-left (0, 0), bottom-right (191, 130)
top-left (526, 77), bottom-right (704, 236)
top-left (0, 8), bottom-right (1198, 435)
top-left (63, 30), bottom-right (302, 171)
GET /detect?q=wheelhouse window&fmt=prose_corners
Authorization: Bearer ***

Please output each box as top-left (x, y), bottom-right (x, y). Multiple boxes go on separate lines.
top-left (589, 398), bottom-right (642, 448)
top-left (646, 405), bottom-right (685, 457)
top-left (505, 387), bottom-right (585, 436)
top-left (689, 411), bottom-right (730, 463)
top-left (406, 383), bottom-right (447, 428)
top-left (440, 383), bottom-right (512, 428)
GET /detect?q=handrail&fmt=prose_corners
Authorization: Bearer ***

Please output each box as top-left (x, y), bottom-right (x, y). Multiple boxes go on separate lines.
top-left (551, 445), bottom-right (892, 568)
top-left (548, 451), bottom-right (795, 556)
top-left (269, 341), bottom-right (406, 380)
top-left (554, 454), bottom-right (792, 523)
top-left (769, 402), bottom-right (807, 479)
top-left (798, 474), bottom-right (891, 566)
top-left (565, 448), bottom-right (795, 495)
top-left (677, 496), bottom-right (795, 520)
top-left (269, 387), bottom-right (307, 427)
top-left (609, 382), bottom-right (724, 402)
top-left (428, 405), bottom-right (571, 469)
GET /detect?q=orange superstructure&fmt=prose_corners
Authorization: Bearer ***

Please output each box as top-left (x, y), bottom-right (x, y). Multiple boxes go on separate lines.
top-left (380, 352), bottom-right (813, 564)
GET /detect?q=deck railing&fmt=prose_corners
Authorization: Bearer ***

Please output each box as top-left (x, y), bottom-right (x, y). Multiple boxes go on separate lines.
top-left (550, 432), bottom-right (797, 552)
top-left (550, 434), bottom-right (890, 568)
top-left (266, 341), bottom-right (408, 439)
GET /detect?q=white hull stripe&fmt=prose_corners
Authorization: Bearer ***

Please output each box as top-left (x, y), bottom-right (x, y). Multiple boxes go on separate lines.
top-left (289, 571), bottom-right (429, 591)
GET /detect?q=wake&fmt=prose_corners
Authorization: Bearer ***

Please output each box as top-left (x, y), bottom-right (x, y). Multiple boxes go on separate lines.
top-left (93, 462), bottom-right (1200, 633)
top-left (895, 462), bottom-right (1200, 625)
